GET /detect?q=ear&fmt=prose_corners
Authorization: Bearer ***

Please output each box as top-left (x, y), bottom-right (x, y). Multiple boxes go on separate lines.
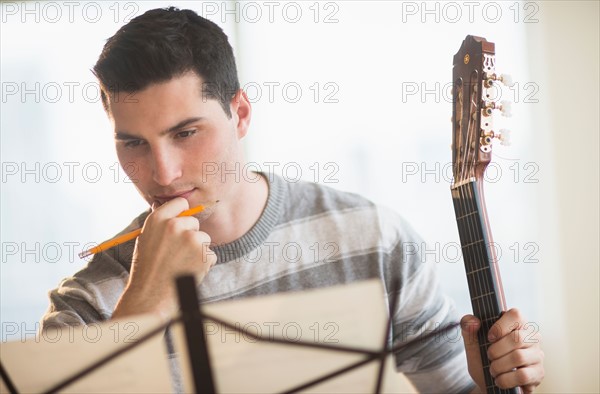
top-left (230, 89), bottom-right (252, 139)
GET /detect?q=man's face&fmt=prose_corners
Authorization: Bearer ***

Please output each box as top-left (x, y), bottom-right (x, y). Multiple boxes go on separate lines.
top-left (109, 72), bottom-right (248, 210)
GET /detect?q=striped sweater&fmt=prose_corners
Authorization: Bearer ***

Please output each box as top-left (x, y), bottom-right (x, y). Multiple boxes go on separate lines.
top-left (42, 173), bottom-right (476, 393)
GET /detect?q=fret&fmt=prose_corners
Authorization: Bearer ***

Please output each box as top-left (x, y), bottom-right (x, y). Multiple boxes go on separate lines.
top-left (452, 181), bottom-right (504, 321)
top-left (467, 266), bottom-right (491, 275)
top-left (481, 316), bottom-right (500, 324)
top-left (456, 210), bottom-right (480, 220)
top-left (472, 291), bottom-right (496, 301)
top-left (461, 239), bottom-right (485, 249)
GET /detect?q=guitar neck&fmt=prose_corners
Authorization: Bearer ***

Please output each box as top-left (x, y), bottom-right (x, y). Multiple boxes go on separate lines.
top-left (451, 179), bottom-right (517, 394)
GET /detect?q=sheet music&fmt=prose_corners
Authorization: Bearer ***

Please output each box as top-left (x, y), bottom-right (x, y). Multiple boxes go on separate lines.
top-left (1, 280), bottom-right (417, 393)
top-left (172, 279), bottom-right (417, 393)
top-left (0, 315), bottom-right (172, 393)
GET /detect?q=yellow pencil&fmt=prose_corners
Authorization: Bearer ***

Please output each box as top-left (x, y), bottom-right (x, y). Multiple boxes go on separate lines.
top-left (78, 201), bottom-right (218, 259)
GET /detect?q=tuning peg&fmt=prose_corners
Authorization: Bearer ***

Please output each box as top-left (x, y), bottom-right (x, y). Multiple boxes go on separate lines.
top-left (498, 129), bottom-right (511, 146)
top-left (500, 100), bottom-right (512, 117)
top-left (499, 74), bottom-right (514, 87)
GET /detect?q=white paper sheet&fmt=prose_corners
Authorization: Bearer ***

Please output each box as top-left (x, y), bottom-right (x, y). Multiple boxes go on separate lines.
top-left (171, 279), bottom-right (417, 393)
top-left (0, 315), bottom-right (172, 393)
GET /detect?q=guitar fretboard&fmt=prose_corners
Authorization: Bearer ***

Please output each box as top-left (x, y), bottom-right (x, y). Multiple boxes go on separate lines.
top-left (451, 180), bottom-right (517, 394)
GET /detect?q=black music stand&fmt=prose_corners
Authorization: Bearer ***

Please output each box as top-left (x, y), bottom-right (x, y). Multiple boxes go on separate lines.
top-left (0, 274), bottom-right (458, 394)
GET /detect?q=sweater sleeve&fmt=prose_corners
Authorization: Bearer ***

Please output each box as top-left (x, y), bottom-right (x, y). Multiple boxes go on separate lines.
top-left (377, 207), bottom-right (477, 393)
top-left (40, 238), bottom-right (135, 330)
top-left (40, 211), bottom-right (150, 330)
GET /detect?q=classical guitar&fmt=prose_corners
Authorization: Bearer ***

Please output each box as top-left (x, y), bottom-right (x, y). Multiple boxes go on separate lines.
top-left (451, 35), bottom-right (520, 394)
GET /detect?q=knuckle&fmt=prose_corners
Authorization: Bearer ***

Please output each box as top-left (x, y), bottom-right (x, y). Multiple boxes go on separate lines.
top-left (489, 363), bottom-right (498, 377)
top-left (146, 210), bottom-right (163, 225)
top-left (514, 330), bottom-right (527, 346)
top-left (509, 307), bottom-right (524, 323)
top-left (198, 231), bottom-right (211, 244)
top-left (182, 230), bottom-right (197, 243)
top-left (489, 323), bottom-right (502, 338)
top-left (495, 374), bottom-right (509, 389)
top-left (165, 218), bottom-right (180, 233)
top-left (512, 349), bottom-right (527, 366)
top-left (515, 368), bottom-right (532, 385)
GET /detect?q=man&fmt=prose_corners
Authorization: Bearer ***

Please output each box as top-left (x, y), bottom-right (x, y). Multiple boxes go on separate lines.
top-left (41, 7), bottom-right (544, 393)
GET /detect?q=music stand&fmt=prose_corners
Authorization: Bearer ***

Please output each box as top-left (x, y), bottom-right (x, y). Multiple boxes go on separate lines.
top-left (0, 275), bottom-right (458, 393)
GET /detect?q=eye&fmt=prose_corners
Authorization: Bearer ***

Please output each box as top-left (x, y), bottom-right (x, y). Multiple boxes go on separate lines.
top-left (175, 129), bottom-right (196, 139)
top-left (123, 139), bottom-right (146, 148)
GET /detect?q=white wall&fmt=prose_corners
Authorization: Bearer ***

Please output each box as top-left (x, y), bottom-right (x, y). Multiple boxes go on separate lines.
top-left (524, 1), bottom-right (599, 391)
top-left (1, 1), bottom-right (598, 391)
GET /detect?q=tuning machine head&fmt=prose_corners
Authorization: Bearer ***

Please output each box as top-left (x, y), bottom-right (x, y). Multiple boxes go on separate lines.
top-left (498, 128), bottom-right (511, 146)
top-left (484, 72), bottom-right (514, 87)
top-left (482, 100), bottom-right (512, 117)
top-left (499, 100), bottom-right (512, 117)
top-left (480, 129), bottom-right (512, 151)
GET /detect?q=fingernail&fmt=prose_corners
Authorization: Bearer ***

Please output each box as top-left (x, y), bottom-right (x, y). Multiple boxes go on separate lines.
top-left (488, 333), bottom-right (496, 342)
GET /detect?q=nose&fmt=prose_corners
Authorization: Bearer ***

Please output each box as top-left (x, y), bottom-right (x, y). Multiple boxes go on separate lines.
top-left (151, 146), bottom-right (182, 186)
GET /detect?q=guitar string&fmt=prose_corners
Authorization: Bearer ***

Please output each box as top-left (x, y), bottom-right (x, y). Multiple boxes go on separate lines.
top-left (471, 62), bottom-right (500, 328)
top-left (461, 76), bottom-right (469, 182)
top-left (455, 55), bottom-right (498, 392)
top-left (466, 66), bottom-right (495, 329)
top-left (464, 182), bottom-right (507, 394)
top-left (455, 78), bottom-right (465, 183)
top-left (459, 184), bottom-right (487, 390)
top-left (460, 182), bottom-right (498, 394)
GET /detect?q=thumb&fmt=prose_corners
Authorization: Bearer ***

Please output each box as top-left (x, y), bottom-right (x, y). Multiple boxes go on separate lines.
top-left (461, 314), bottom-right (484, 389)
top-left (461, 314), bottom-right (480, 349)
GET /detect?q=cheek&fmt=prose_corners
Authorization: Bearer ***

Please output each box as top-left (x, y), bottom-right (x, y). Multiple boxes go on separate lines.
top-left (116, 150), bottom-right (149, 185)
top-left (185, 132), bottom-right (232, 170)
top-left (122, 160), bottom-right (146, 184)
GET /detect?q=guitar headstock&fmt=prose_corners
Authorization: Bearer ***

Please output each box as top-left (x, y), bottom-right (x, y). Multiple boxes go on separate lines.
top-left (452, 35), bottom-right (512, 185)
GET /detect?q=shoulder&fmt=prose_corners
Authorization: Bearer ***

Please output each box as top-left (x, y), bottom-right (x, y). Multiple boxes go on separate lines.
top-left (272, 175), bottom-right (421, 245)
top-left (45, 210), bottom-right (150, 320)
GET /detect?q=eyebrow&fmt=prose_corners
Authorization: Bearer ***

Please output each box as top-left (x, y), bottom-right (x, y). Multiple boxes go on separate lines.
top-left (114, 117), bottom-right (205, 140)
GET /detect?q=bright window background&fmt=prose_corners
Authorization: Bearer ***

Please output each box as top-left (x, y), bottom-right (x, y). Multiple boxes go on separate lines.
top-left (1, 1), bottom-right (598, 392)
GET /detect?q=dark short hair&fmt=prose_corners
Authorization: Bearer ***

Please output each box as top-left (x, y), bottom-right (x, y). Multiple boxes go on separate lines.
top-left (93, 7), bottom-right (239, 117)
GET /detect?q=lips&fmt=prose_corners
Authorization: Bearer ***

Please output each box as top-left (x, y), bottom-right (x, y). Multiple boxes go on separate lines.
top-left (154, 188), bottom-right (196, 205)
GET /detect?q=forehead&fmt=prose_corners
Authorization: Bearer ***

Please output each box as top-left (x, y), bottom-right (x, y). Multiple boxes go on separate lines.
top-left (108, 72), bottom-right (222, 134)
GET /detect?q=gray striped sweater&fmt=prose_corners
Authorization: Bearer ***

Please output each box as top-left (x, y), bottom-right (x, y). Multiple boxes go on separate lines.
top-left (42, 173), bottom-right (476, 393)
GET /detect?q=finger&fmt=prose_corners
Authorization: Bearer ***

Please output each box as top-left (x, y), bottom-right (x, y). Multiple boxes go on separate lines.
top-left (460, 314), bottom-right (481, 348)
top-left (204, 247), bottom-right (218, 267)
top-left (521, 383), bottom-right (538, 394)
top-left (174, 216), bottom-right (201, 232)
top-left (460, 314), bottom-right (486, 389)
top-left (488, 308), bottom-right (524, 343)
top-left (182, 232), bottom-right (217, 266)
top-left (488, 328), bottom-right (540, 360)
top-left (150, 197), bottom-right (190, 221)
top-left (494, 364), bottom-right (544, 390)
top-left (489, 347), bottom-right (543, 378)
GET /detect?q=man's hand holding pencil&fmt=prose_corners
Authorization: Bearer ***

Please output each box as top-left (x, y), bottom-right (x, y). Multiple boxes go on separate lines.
top-left (110, 197), bottom-right (217, 322)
